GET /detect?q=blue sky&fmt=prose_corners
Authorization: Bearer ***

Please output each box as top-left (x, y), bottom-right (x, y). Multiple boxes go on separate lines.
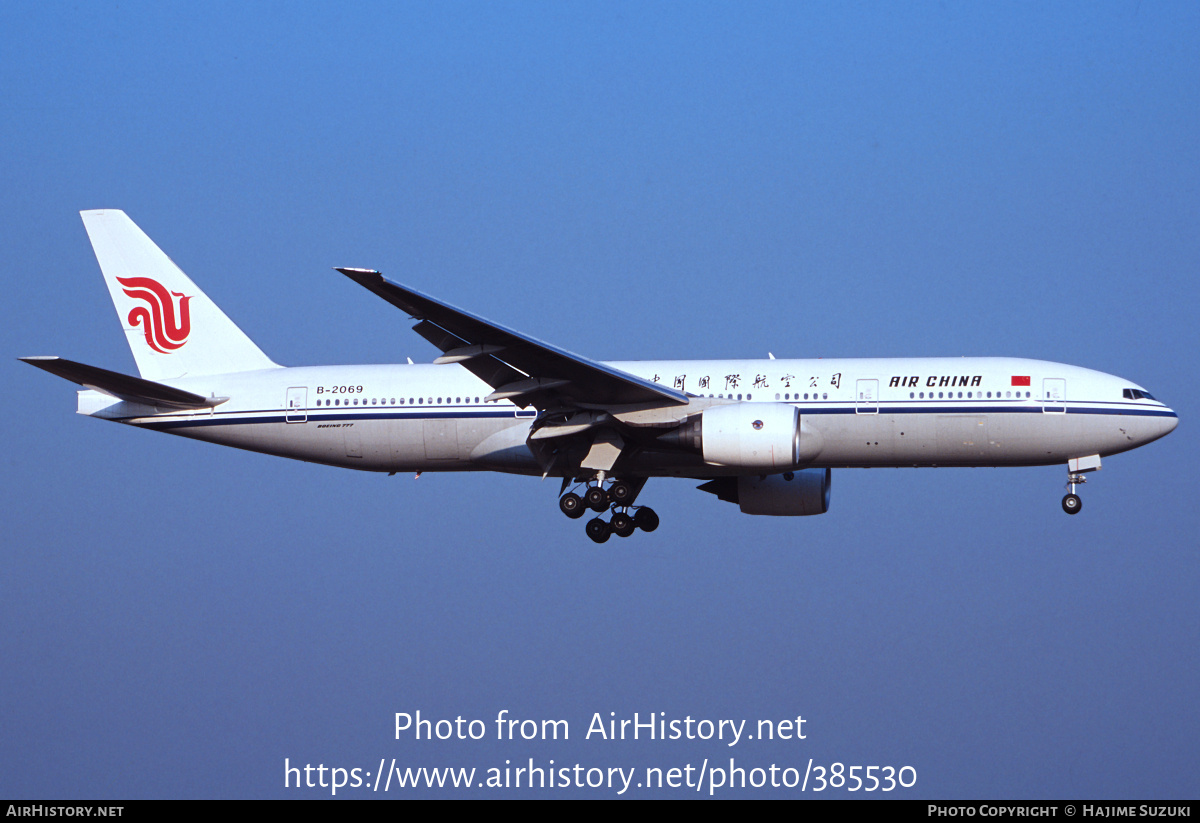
top-left (3, 1), bottom-right (1197, 798)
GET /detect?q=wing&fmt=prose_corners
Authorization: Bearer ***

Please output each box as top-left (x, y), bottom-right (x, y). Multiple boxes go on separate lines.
top-left (336, 269), bottom-right (687, 410)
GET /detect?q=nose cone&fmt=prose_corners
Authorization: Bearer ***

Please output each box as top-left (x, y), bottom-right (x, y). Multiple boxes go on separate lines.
top-left (1144, 407), bottom-right (1179, 445)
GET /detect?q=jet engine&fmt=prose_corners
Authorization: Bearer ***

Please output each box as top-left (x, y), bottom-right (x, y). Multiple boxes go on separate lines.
top-left (698, 468), bottom-right (832, 516)
top-left (660, 402), bottom-right (822, 469)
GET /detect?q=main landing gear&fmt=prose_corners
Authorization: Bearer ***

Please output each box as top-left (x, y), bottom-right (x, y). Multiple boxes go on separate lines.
top-left (559, 478), bottom-right (658, 543)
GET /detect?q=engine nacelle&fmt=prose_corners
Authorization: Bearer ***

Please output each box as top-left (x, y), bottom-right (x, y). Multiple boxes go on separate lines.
top-left (704, 402), bottom-right (798, 469)
top-left (661, 402), bottom-right (822, 470)
top-left (696, 468), bottom-right (832, 515)
top-left (738, 468), bottom-right (831, 516)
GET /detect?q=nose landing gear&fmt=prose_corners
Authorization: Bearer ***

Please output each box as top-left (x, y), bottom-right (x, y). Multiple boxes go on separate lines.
top-left (1061, 456), bottom-right (1101, 515)
top-left (1062, 472), bottom-right (1086, 515)
top-left (559, 477), bottom-right (657, 542)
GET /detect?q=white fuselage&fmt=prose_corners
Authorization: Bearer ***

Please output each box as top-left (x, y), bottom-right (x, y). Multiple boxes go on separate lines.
top-left (78, 356), bottom-right (1178, 478)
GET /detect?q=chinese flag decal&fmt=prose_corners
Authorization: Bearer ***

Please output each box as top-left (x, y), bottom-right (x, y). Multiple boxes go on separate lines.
top-left (1011, 376), bottom-right (1031, 386)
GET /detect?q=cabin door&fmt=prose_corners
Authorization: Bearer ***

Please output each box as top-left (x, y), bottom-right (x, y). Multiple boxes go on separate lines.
top-left (1042, 378), bottom-right (1066, 414)
top-left (285, 387), bottom-right (308, 423)
top-left (856, 379), bottom-right (879, 414)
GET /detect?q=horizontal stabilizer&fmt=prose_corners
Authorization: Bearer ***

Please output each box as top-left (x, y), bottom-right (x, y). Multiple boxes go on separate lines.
top-left (20, 356), bottom-right (227, 410)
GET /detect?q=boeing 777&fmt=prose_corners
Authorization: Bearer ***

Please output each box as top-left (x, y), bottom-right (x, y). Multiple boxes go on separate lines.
top-left (22, 210), bottom-right (1179, 542)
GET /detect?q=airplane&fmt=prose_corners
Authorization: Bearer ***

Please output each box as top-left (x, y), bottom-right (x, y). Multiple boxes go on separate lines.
top-left (22, 210), bottom-right (1179, 542)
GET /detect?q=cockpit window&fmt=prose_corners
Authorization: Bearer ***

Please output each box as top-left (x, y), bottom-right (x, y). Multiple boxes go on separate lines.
top-left (1123, 388), bottom-right (1156, 401)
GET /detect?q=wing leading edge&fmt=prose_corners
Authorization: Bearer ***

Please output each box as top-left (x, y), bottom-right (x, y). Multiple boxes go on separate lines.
top-left (336, 269), bottom-right (688, 410)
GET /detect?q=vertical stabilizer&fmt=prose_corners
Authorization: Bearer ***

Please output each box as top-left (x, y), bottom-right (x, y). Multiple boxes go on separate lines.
top-left (81, 209), bottom-right (279, 381)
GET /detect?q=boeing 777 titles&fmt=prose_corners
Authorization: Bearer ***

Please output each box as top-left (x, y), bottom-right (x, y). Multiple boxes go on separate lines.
top-left (22, 211), bottom-right (1179, 542)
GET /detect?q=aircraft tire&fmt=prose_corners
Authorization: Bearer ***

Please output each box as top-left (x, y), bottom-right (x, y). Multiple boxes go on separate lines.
top-left (610, 481), bottom-right (634, 505)
top-left (586, 517), bottom-right (611, 544)
top-left (1062, 494), bottom-right (1082, 515)
top-left (611, 512), bottom-right (635, 538)
top-left (634, 507), bottom-right (660, 532)
top-left (559, 493), bottom-right (585, 519)
top-left (585, 486), bottom-right (609, 512)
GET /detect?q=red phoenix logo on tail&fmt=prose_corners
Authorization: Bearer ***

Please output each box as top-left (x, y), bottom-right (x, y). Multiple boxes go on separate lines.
top-left (116, 276), bottom-right (193, 353)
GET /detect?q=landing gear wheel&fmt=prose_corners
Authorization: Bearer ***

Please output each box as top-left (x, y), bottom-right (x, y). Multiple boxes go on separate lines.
top-left (1062, 494), bottom-right (1082, 515)
top-left (633, 507), bottom-right (660, 532)
top-left (611, 511), bottom-right (635, 538)
top-left (585, 486), bottom-right (609, 512)
top-left (585, 517), bottom-right (612, 544)
top-left (610, 481), bottom-right (634, 505)
top-left (559, 492), bottom-right (585, 519)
